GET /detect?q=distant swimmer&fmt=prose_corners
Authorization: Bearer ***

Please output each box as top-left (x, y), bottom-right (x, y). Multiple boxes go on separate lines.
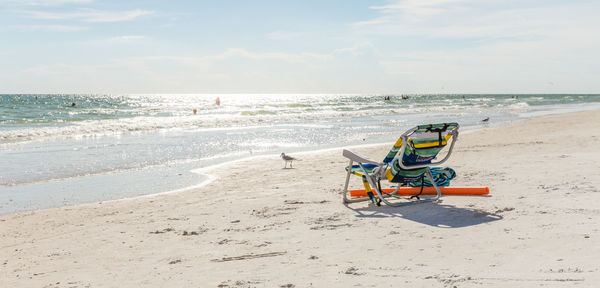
top-left (402, 95), bottom-right (409, 100)
top-left (481, 117), bottom-right (489, 122)
top-left (384, 96), bottom-right (390, 101)
top-left (71, 102), bottom-right (76, 107)
top-left (215, 97), bottom-right (221, 106)
top-left (193, 108), bottom-right (197, 115)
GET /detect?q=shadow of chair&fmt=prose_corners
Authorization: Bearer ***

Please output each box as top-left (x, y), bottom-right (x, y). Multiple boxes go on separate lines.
top-left (346, 201), bottom-right (502, 228)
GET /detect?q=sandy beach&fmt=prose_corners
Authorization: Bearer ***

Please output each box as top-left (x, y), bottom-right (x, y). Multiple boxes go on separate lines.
top-left (1, 110), bottom-right (599, 287)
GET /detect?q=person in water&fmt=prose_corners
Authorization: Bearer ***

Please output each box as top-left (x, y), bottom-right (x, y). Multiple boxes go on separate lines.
top-left (71, 102), bottom-right (76, 107)
top-left (215, 97), bottom-right (221, 106)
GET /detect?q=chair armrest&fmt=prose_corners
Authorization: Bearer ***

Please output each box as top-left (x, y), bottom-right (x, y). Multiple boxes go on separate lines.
top-left (342, 149), bottom-right (382, 166)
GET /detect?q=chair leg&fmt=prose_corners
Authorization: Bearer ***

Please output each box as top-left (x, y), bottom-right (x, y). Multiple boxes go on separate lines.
top-left (425, 168), bottom-right (442, 201)
top-left (342, 159), bottom-right (353, 203)
top-left (343, 161), bottom-right (379, 204)
top-left (392, 184), bottom-right (401, 195)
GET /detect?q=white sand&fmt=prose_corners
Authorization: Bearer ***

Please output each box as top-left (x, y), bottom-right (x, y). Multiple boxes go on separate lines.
top-left (1, 110), bottom-right (599, 287)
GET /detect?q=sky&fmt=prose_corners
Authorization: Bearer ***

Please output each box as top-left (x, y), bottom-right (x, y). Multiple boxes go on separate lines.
top-left (0, 0), bottom-right (599, 94)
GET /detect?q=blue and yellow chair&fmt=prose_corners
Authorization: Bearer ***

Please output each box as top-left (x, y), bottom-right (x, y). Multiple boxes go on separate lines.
top-left (342, 123), bottom-right (459, 206)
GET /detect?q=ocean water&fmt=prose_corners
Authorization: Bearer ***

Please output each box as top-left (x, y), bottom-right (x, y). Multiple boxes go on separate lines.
top-left (1, 94), bottom-right (600, 214)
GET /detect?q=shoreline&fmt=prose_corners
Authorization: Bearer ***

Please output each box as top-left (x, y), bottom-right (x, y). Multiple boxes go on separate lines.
top-left (2, 103), bottom-right (599, 215)
top-left (1, 109), bottom-right (600, 286)
top-left (2, 108), bottom-right (597, 211)
top-left (0, 118), bottom-right (519, 215)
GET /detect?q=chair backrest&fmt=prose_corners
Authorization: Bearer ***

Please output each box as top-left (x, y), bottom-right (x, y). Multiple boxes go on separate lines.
top-left (383, 123), bottom-right (458, 164)
top-left (401, 122), bottom-right (458, 165)
top-left (384, 122), bottom-right (459, 183)
top-left (382, 137), bottom-right (405, 164)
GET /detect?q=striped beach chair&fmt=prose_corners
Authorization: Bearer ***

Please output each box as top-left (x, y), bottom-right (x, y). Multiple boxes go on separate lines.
top-left (342, 123), bottom-right (459, 206)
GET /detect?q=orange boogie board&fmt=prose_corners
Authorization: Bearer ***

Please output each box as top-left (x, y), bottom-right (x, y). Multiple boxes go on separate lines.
top-left (350, 186), bottom-right (489, 197)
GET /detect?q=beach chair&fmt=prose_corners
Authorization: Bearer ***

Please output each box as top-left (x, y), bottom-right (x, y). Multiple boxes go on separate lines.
top-left (342, 123), bottom-right (459, 206)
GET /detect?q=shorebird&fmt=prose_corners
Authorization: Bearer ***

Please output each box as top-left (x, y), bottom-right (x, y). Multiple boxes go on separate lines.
top-left (280, 153), bottom-right (298, 169)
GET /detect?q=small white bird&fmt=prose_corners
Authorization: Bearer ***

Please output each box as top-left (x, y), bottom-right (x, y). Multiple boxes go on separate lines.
top-left (280, 152), bottom-right (298, 169)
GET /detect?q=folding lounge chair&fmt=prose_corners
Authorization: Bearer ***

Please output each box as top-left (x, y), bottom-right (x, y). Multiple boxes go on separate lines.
top-left (342, 123), bottom-right (459, 206)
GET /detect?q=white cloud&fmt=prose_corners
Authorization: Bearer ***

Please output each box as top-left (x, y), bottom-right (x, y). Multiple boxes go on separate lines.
top-left (352, 0), bottom-right (597, 41)
top-left (378, 32), bottom-right (600, 93)
top-left (348, 1), bottom-right (600, 93)
top-left (22, 8), bottom-right (153, 22)
top-left (370, 0), bottom-right (468, 18)
top-left (333, 42), bottom-right (375, 56)
top-left (0, 0), bottom-right (92, 6)
top-left (109, 43), bottom-right (376, 71)
top-left (108, 35), bottom-right (147, 42)
top-left (116, 48), bottom-right (335, 67)
top-left (266, 30), bottom-right (304, 40)
top-left (6, 44), bottom-right (380, 93)
top-left (16, 24), bottom-right (89, 31)
top-left (216, 48), bottom-right (332, 63)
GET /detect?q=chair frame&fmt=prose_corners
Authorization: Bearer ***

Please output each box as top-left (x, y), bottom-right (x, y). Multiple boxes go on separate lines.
top-left (342, 124), bottom-right (459, 206)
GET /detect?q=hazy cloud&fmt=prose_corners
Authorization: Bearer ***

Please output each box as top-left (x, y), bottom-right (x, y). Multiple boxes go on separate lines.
top-left (16, 24), bottom-right (89, 31)
top-left (108, 35), bottom-right (147, 42)
top-left (369, 0), bottom-right (469, 18)
top-left (0, 0), bottom-right (92, 6)
top-left (22, 8), bottom-right (153, 22)
top-left (352, 0), bottom-right (577, 40)
top-left (266, 30), bottom-right (304, 40)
